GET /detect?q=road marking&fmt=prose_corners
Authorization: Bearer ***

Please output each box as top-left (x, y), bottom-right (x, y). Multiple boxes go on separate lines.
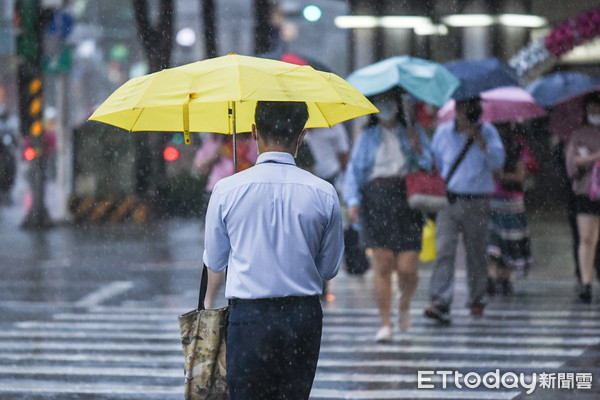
top-left (3, 328), bottom-right (595, 347)
top-left (0, 365), bottom-right (533, 386)
top-left (0, 383), bottom-right (522, 399)
top-left (310, 389), bottom-right (521, 399)
top-left (15, 320), bottom-right (600, 337)
top-left (0, 383), bottom-right (181, 395)
top-left (319, 345), bottom-right (583, 357)
top-left (74, 281), bottom-right (133, 307)
top-left (323, 315), bottom-right (600, 327)
top-left (0, 340), bottom-right (583, 357)
top-left (0, 351), bottom-right (563, 369)
top-left (52, 308), bottom-right (600, 320)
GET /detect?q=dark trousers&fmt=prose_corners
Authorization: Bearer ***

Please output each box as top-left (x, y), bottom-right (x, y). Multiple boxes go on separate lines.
top-left (226, 295), bottom-right (322, 400)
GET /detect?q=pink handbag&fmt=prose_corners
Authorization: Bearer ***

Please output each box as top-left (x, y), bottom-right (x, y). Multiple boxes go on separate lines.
top-left (590, 161), bottom-right (600, 200)
top-left (405, 169), bottom-right (448, 213)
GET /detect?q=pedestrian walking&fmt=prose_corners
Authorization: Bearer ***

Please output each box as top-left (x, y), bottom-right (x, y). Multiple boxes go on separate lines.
top-left (424, 96), bottom-right (505, 323)
top-left (203, 101), bottom-right (344, 399)
top-left (487, 123), bottom-right (537, 296)
top-left (565, 91), bottom-right (600, 303)
top-left (344, 87), bottom-right (434, 341)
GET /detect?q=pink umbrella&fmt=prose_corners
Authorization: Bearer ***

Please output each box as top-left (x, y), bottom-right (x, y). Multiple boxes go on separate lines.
top-left (437, 86), bottom-right (547, 124)
top-left (549, 85), bottom-right (600, 142)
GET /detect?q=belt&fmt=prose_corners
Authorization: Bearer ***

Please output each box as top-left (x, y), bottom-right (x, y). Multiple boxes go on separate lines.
top-left (229, 295), bottom-right (319, 305)
top-left (447, 192), bottom-right (489, 201)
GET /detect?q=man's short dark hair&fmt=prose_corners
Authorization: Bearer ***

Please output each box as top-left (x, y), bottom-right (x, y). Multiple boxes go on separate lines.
top-left (254, 101), bottom-right (309, 147)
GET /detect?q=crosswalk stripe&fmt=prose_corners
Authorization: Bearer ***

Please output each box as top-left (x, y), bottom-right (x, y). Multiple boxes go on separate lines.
top-left (0, 352), bottom-right (563, 369)
top-left (310, 389), bottom-right (522, 399)
top-left (74, 281), bottom-right (134, 308)
top-left (319, 345), bottom-right (583, 357)
top-left (0, 383), bottom-right (181, 395)
top-left (15, 321), bottom-right (600, 337)
top-left (1, 329), bottom-right (595, 346)
top-left (55, 307), bottom-right (600, 318)
top-left (0, 366), bottom-right (519, 384)
top-left (0, 383), bottom-right (521, 399)
top-left (0, 340), bottom-right (584, 357)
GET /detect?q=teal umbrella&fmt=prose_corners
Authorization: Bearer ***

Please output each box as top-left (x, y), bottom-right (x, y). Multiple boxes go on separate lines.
top-left (346, 56), bottom-right (460, 107)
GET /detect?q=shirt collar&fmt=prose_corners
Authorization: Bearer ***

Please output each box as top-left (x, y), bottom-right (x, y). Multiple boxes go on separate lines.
top-left (256, 151), bottom-right (297, 166)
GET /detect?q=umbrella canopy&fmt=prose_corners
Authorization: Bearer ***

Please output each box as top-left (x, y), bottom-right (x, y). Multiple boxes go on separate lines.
top-left (345, 56), bottom-right (460, 107)
top-left (89, 54), bottom-right (377, 144)
top-left (437, 86), bottom-right (547, 124)
top-left (549, 86), bottom-right (600, 141)
top-left (525, 72), bottom-right (600, 107)
top-left (444, 58), bottom-right (519, 101)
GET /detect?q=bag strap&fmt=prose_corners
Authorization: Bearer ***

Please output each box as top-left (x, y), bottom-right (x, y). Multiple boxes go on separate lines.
top-left (197, 264), bottom-right (228, 310)
top-left (197, 264), bottom-right (209, 310)
top-left (445, 137), bottom-right (474, 183)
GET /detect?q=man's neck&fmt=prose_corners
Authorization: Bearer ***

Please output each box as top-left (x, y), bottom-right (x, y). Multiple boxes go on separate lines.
top-left (258, 145), bottom-right (295, 156)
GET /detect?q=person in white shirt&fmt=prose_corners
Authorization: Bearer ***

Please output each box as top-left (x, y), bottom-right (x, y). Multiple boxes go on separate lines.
top-left (203, 101), bottom-right (344, 399)
top-left (303, 123), bottom-right (350, 186)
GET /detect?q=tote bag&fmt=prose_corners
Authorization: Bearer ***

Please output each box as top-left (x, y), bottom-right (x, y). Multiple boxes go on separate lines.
top-left (179, 265), bottom-right (229, 400)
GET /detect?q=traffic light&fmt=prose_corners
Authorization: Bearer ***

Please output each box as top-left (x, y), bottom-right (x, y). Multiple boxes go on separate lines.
top-left (15, 0), bottom-right (44, 143)
top-left (18, 66), bottom-right (43, 140)
top-left (163, 146), bottom-right (179, 162)
top-left (14, 0), bottom-right (43, 66)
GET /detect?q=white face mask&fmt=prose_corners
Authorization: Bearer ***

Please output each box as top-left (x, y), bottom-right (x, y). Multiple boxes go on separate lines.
top-left (374, 99), bottom-right (397, 122)
top-left (588, 114), bottom-right (600, 126)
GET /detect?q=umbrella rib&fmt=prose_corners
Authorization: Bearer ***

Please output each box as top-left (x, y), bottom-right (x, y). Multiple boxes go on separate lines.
top-left (129, 108), bottom-right (145, 132)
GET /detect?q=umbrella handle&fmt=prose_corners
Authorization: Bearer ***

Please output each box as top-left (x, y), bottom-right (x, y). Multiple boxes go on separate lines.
top-left (231, 101), bottom-right (237, 173)
top-left (183, 93), bottom-right (198, 145)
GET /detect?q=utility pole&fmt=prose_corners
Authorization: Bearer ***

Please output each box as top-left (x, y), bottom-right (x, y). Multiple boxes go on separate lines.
top-left (15, 0), bottom-right (51, 228)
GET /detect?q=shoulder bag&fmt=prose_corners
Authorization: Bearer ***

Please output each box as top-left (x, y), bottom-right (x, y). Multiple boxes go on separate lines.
top-left (406, 138), bottom-right (475, 212)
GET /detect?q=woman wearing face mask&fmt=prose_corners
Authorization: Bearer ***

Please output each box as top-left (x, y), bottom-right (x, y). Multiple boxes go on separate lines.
top-left (566, 91), bottom-right (600, 303)
top-left (344, 87), bottom-right (433, 341)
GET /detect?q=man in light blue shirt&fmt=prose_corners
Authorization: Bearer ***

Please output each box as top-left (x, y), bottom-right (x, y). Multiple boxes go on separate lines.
top-left (425, 97), bottom-right (505, 324)
top-left (203, 101), bottom-right (343, 399)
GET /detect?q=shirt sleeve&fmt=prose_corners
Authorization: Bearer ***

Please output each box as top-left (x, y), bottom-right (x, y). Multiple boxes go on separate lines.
top-left (315, 190), bottom-right (344, 281)
top-left (416, 124), bottom-right (434, 171)
top-left (430, 125), bottom-right (446, 173)
top-left (483, 124), bottom-right (506, 172)
top-left (202, 185), bottom-right (230, 272)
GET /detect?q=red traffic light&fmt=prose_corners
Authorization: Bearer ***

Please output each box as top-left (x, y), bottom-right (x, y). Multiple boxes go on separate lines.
top-left (24, 146), bottom-right (36, 161)
top-left (163, 146), bottom-right (179, 162)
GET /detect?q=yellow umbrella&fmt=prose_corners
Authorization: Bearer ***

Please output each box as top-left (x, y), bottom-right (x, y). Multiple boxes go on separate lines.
top-left (89, 54), bottom-right (377, 153)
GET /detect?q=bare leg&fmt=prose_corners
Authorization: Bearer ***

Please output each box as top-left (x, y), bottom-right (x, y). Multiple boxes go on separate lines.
top-left (372, 247), bottom-right (396, 328)
top-left (577, 214), bottom-right (600, 285)
top-left (396, 250), bottom-right (419, 332)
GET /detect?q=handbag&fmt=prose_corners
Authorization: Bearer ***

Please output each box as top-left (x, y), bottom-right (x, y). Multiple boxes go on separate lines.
top-left (179, 264), bottom-right (229, 400)
top-left (405, 169), bottom-right (448, 213)
top-left (590, 160), bottom-right (600, 200)
top-left (343, 225), bottom-right (370, 275)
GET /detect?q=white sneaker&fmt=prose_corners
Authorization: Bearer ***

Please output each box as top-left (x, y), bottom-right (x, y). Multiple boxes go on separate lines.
top-left (375, 325), bottom-right (393, 342)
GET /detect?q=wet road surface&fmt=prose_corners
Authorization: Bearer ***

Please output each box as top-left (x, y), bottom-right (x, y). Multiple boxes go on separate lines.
top-left (0, 205), bottom-right (598, 400)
